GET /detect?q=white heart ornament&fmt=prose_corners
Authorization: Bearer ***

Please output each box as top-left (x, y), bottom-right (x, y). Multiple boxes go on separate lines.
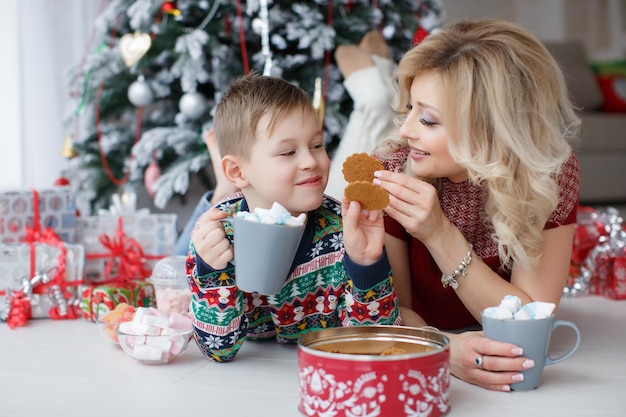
top-left (119, 32), bottom-right (152, 67)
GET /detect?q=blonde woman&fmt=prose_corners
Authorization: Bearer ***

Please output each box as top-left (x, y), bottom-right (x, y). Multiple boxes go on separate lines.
top-left (372, 19), bottom-right (580, 391)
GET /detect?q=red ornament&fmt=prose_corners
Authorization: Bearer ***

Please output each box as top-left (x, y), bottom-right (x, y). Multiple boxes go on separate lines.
top-left (144, 160), bottom-right (161, 198)
top-left (413, 27), bottom-right (429, 46)
top-left (54, 177), bottom-right (70, 186)
top-left (161, 1), bottom-right (180, 16)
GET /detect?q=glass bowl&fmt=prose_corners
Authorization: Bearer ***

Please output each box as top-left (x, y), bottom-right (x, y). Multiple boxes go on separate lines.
top-left (117, 326), bottom-right (193, 364)
top-left (96, 316), bottom-right (125, 345)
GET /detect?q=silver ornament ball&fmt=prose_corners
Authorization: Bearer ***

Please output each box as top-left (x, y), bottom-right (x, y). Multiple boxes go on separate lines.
top-left (179, 92), bottom-right (208, 120)
top-left (128, 79), bottom-right (154, 107)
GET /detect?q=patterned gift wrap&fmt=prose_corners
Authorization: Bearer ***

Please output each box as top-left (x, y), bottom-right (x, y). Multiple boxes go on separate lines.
top-left (0, 187), bottom-right (77, 243)
top-left (588, 248), bottom-right (626, 300)
top-left (75, 213), bottom-right (177, 283)
top-left (0, 243), bottom-right (85, 319)
top-left (577, 206), bottom-right (626, 300)
top-left (80, 280), bottom-right (156, 322)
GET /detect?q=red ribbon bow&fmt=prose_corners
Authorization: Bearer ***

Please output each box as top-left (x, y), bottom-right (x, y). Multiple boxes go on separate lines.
top-left (90, 216), bottom-right (151, 284)
top-left (5, 189), bottom-right (81, 328)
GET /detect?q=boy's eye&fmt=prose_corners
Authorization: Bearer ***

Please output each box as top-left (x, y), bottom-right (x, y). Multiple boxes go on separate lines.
top-left (312, 143), bottom-right (325, 150)
top-left (280, 150), bottom-right (296, 156)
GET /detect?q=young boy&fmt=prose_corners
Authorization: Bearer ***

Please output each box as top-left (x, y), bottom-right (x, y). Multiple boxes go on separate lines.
top-left (188, 73), bottom-right (399, 362)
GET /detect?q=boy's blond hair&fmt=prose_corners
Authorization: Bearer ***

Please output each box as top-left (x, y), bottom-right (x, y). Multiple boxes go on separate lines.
top-left (213, 72), bottom-right (315, 160)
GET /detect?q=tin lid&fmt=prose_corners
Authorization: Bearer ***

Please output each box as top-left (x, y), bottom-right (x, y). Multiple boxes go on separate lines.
top-left (298, 325), bottom-right (449, 359)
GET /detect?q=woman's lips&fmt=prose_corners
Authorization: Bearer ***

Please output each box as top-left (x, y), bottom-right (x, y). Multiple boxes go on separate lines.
top-left (410, 147), bottom-right (430, 160)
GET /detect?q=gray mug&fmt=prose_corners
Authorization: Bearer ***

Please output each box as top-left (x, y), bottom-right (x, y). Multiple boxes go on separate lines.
top-left (220, 216), bottom-right (306, 295)
top-left (481, 314), bottom-right (581, 391)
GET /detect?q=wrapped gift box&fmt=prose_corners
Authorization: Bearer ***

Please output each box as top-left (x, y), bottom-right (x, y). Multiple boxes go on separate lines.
top-left (80, 280), bottom-right (155, 322)
top-left (0, 242), bottom-right (84, 319)
top-left (587, 246), bottom-right (626, 300)
top-left (0, 186), bottom-right (77, 243)
top-left (573, 206), bottom-right (626, 300)
top-left (75, 213), bottom-right (177, 283)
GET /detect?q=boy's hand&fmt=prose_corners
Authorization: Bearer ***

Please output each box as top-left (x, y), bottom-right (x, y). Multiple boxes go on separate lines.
top-left (341, 198), bottom-right (385, 266)
top-left (190, 208), bottom-right (233, 270)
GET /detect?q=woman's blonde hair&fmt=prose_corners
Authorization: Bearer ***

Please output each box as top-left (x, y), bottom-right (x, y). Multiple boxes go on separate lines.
top-left (214, 72), bottom-right (315, 161)
top-left (389, 18), bottom-right (580, 270)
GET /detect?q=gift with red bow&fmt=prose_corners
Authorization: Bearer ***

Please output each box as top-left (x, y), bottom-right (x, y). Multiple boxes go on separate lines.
top-left (74, 194), bottom-right (176, 321)
top-left (0, 189), bottom-right (84, 329)
top-left (75, 193), bottom-right (177, 284)
top-left (585, 208), bottom-right (626, 300)
top-left (568, 206), bottom-right (626, 299)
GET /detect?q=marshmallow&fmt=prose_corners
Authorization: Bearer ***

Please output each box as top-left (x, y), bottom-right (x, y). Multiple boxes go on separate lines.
top-left (483, 306), bottom-right (514, 320)
top-left (533, 301), bottom-right (556, 319)
top-left (156, 287), bottom-right (192, 315)
top-left (236, 202), bottom-right (306, 226)
top-left (118, 307), bottom-right (194, 363)
top-left (513, 308), bottom-right (532, 320)
top-left (483, 296), bottom-right (557, 321)
top-left (133, 344), bottom-right (164, 361)
top-left (499, 295), bottom-right (521, 314)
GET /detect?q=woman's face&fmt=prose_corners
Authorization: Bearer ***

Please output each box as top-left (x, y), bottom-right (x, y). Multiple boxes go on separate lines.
top-left (398, 71), bottom-right (467, 182)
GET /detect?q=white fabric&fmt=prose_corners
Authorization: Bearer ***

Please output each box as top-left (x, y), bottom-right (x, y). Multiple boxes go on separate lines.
top-left (325, 55), bottom-right (397, 201)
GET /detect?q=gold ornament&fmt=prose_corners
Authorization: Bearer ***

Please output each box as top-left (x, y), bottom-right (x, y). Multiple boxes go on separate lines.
top-left (62, 135), bottom-right (77, 159)
top-left (119, 31), bottom-right (152, 67)
top-left (313, 77), bottom-right (325, 128)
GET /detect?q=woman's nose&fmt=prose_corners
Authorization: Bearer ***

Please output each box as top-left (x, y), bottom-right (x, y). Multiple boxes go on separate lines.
top-left (398, 114), bottom-right (418, 139)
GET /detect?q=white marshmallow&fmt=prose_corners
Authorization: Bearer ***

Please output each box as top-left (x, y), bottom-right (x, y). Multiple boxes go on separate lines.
top-left (532, 301), bottom-right (556, 319)
top-left (483, 306), bottom-right (513, 320)
top-left (483, 295), bottom-right (557, 321)
top-left (513, 308), bottom-right (532, 320)
top-left (132, 344), bottom-right (163, 361)
top-left (141, 312), bottom-right (169, 329)
top-left (499, 295), bottom-right (521, 314)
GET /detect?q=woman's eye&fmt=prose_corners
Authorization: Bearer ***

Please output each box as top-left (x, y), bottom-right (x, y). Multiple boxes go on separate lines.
top-left (419, 118), bottom-right (437, 127)
top-left (405, 103), bottom-right (413, 111)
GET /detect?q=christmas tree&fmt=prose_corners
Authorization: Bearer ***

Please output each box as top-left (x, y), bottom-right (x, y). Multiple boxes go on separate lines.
top-left (63, 0), bottom-right (443, 212)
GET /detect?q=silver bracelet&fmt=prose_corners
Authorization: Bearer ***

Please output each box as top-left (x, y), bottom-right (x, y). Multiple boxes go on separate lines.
top-left (441, 243), bottom-right (473, 289)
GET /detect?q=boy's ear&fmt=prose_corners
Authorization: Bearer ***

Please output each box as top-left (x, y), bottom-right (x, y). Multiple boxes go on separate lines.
top-left (222, 155), bottom-right (249, 189)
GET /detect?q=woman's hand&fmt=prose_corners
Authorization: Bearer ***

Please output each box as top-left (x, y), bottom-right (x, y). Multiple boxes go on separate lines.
top-left (447, 331), bottom-right (535, 392)
top-left (190, 207), bottom-right (233, 270)
top-left (341, 198), bottom-right (386, 266)
top-left (373, 170), bottom-right (450, 243)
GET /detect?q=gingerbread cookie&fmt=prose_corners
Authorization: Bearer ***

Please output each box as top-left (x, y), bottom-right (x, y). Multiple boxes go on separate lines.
top-left (341, 152), bottom-right (389, 211)
top-left (344, 181), bottom-right (390, 211)
top-left (342, 152), bottom-right (385, 183)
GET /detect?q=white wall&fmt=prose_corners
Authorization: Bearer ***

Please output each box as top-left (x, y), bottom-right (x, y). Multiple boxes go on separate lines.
top-left (0, 0), bottom-right (23, 189)
top-left (441, 0), bottom-right (567, 41)
top-left (0, 0), bottom-right (100, 190)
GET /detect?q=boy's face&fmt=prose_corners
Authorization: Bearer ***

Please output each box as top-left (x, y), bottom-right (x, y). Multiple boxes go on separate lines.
top-left (237, 107), bottom-right (329, 215)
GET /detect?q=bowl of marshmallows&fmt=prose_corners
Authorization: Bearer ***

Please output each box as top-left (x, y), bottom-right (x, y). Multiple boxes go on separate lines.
top-left (117, 306), bottom-right (193, 364)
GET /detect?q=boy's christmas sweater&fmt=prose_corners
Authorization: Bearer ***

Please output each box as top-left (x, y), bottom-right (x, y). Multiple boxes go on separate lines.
top-left (187, 194), bottom-right (400, 362)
